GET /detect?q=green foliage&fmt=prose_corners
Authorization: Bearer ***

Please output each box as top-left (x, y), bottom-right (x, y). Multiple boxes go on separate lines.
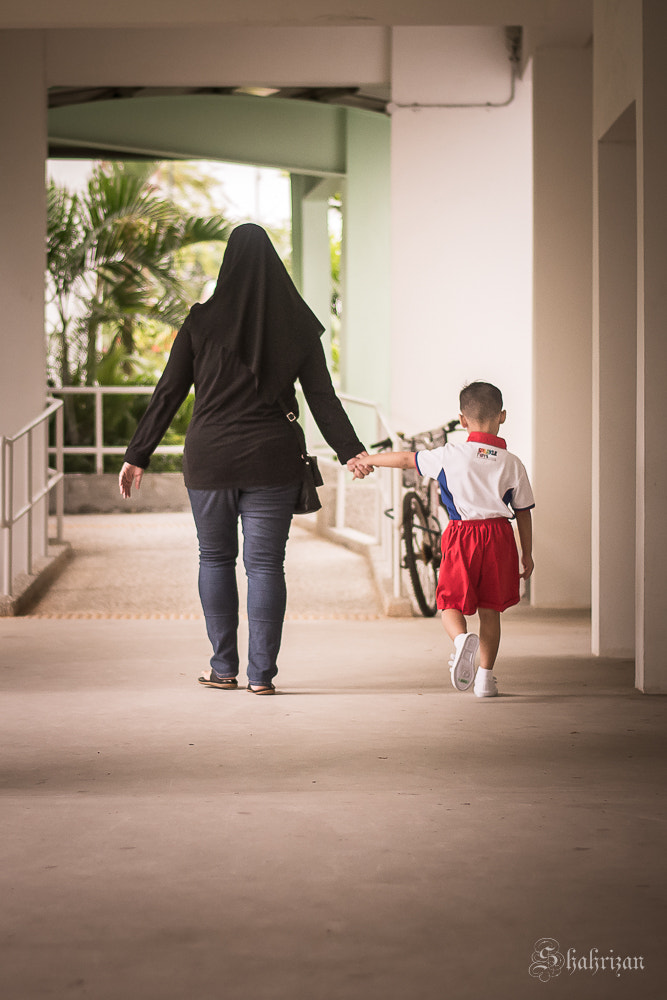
top-left (46, 160), bottom-right (231, 468)
top-left (329, 201), bottom-right (342, 374)
top-left (46, 160), bottom-right (232, 390)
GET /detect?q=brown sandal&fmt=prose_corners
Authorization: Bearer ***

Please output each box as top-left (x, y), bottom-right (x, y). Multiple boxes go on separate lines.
top-left (246, 683), bottom-right (276, 696)
top-left (198, 674), bottom-right (238, 690)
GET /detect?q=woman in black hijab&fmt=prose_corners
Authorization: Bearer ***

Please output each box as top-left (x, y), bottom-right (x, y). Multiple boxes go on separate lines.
top-left (119, 223), bottom-right (368, 694)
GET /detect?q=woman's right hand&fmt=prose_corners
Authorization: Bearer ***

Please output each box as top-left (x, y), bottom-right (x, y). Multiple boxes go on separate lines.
top-left (119, 462), bottom-right (144, 499)
top-left (347, 452), bottom-right (374, 480)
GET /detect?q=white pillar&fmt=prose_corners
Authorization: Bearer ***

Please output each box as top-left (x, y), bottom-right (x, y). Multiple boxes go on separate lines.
top-left (532, 47), bottom-right (593, 608)
top-left (0, 31), bottom-right (47, 433)
top-left (636, 0), bottom-right (667, 692)
top-left (0, 30), bottom-right (48, 581)
top-left (593, 106), bottom-right (637, 657)
top-left (389, 27), bottom-right (533, 462)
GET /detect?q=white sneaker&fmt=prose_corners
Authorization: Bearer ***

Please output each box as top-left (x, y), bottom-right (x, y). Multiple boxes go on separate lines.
top-left (448, 633), bottom-right (479, 691)
top-left (474, 668), bottom-right (498, 698)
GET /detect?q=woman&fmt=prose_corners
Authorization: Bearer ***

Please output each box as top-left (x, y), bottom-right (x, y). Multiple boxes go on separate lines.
top-left (119, 223), bottom-right (368, 694)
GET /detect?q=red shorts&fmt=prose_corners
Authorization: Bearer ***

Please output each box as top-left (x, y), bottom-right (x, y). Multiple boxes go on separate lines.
top-left (436, 517), bottom-right (520, 615)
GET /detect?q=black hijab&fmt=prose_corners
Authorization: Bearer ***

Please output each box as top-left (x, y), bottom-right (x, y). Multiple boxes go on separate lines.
top-left (189, 222), bottom-right (325, 402)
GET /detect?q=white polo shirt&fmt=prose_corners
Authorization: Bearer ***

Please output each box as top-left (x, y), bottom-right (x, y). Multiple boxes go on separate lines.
top-left (414, 432), bottom-right (535, 521)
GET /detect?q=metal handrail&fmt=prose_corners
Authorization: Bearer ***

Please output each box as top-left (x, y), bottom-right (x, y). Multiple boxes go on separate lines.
top-left (1, 397), bottom-right (65, 597)
top-left (48, 385), bottom-right (406, 601)
top-left (48, 386), bottom-right (193, 473)
top-left (311, 393), bottom-right (405, 602)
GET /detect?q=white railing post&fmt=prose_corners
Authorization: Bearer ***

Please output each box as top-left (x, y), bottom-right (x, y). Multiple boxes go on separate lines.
top-left (95, 388), bottom-right (104, 474)
top-left (42, 421), bottom-right (49, 558)
top-left (336, 464), bottom-right (346, 530)
top-left (4, 438), bottom-right (14, 597)
top-left (55, 403), bottom-right (64, 543)
top-left (392, 466), bottom-right (403, 600)
top-left (26, 428), bottom-right (33, 576)
top-left (1, 436), bottom-right (8, 596)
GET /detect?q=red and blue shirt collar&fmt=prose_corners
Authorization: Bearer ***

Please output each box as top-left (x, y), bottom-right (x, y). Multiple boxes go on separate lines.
top-left (466, 432), bottom-right (507, 450)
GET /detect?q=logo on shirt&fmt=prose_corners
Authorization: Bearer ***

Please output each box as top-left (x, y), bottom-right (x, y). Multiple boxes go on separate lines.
top-left (477, 447), bottom-right (498, 461)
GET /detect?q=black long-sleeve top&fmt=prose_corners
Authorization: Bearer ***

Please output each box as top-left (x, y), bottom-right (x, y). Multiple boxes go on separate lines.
top-left (123, 317), bottom-right (365, 489)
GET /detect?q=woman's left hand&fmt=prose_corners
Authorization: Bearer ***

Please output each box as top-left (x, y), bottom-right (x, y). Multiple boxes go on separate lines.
top-left (119, 462), bottom-right (144, 499)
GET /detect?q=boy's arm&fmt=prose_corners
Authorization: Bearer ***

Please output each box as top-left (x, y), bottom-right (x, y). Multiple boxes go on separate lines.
top-left (355, 451), bottom-right (417, 471)
top-left (514, 508), bottom-right (534, 580)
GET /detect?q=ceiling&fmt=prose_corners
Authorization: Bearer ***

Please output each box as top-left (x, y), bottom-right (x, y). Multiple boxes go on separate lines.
top-left (47, 24), bottom-right (525, 119)
top-left (40, 4), bottom-right (591, 155)
top-left (3, 0), bottom-right (592, 49)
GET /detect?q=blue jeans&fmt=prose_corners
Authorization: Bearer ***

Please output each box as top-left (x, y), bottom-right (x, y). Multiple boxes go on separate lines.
top-left (188, 483), bottom-right (300, 686)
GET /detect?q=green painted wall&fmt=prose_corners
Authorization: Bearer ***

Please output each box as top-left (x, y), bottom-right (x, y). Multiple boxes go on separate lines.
top-left (343, 109), bottom-right (391, 429)
top-left (49, 94), bottom-right (346, 176)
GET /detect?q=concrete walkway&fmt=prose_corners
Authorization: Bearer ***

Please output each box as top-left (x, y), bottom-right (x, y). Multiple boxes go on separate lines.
top-left (31, 513), bottom-right (382, 619)
top-left (1, 516), bottom-right (665, 999)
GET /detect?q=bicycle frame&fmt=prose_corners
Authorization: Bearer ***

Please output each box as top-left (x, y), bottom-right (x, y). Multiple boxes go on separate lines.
top-left (372, 419), bottom-right (460, 616)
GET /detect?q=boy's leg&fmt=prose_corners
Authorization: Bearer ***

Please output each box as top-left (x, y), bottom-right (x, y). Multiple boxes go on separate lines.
top-left (474, 607), bottom-right (501, 697)
top-left (442, 608), bottom-right (466, 641)
top-left (478, 607), bottom-right (501, 670)
top-left (442, 609), bottom-right (478, 691)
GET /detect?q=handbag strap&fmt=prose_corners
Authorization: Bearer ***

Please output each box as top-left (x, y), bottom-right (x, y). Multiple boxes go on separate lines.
top-left (276, 390), bottom-right (308, 459)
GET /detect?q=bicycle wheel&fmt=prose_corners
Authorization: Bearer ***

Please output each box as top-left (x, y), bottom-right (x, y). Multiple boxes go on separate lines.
top-left (402, 491), bottom-right (439, 617)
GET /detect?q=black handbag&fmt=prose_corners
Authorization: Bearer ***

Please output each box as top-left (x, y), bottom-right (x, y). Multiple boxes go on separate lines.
top-left (277, 395), bottom-right (324, 515)
top-left (295, 452), bottom-right (324, 515)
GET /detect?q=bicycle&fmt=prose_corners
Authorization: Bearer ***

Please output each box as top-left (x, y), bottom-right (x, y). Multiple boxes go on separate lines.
top-left (371, 420), bottom-right (461, 617)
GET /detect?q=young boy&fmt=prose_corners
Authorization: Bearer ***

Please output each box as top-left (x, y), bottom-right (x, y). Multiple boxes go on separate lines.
top-left (355, 382), bottom-right (534, 697)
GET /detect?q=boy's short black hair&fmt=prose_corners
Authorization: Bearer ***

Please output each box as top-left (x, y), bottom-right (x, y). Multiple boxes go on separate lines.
top-left (459, 382), bottom-right (504, 422)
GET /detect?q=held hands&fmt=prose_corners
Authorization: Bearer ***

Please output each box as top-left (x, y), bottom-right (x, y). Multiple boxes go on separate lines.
top-left (119, 462), bottom-right (144, 499)
top-left (347, 451), bottom-right (375, 480)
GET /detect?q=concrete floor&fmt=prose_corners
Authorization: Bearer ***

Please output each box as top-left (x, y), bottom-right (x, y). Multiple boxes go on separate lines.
top-left (1, 517), bottom-right (666, 999)
top-left (31, 513), bottom-right (382, 619)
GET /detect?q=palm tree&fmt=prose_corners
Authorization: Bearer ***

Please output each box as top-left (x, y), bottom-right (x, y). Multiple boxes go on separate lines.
top-left (46, 161), bottom-right (231, 464)
top-left (47, 182), bottom-right (86, 388)
top-left (46, 161), bottom-right (232, 387)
